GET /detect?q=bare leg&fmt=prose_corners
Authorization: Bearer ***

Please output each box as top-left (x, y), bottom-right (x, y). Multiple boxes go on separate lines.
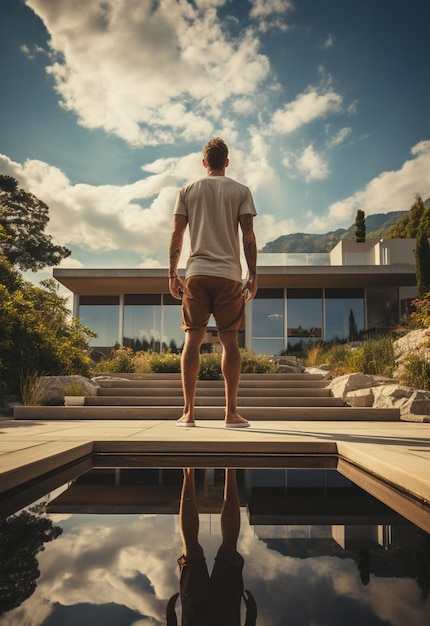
top-left (177, 328), bottom-right (206, 425)
top-left (219, 330), bottom-right (248, 425)
top-left (220, 468), bottom-right (241, 551)
top-left (179, 468), bottom-right (204, 559)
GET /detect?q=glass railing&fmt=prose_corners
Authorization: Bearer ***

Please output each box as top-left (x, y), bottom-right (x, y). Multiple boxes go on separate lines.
top-left (258, 252), bottom-right (331, 266)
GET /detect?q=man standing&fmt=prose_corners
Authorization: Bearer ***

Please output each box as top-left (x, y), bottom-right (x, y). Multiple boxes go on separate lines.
top-left (168, 138), bottom-right (257, 428)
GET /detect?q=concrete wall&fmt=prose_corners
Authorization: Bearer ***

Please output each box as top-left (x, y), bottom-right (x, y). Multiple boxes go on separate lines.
top-left (330, 238), bottom-right (417, 266)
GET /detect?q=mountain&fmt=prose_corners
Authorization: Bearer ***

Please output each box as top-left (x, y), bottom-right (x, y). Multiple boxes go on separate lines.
top-left (260, 211), bottom-right (408, 254)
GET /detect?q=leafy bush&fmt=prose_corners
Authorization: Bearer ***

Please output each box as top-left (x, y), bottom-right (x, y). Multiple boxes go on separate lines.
top-left (199, 353), bottom-right (222, 379)
top-left (95, 346), bottom-right (135, 373)
top-left (0, 258), bottom-right (95, 394)
top-left (150, 352), bottom-right (181, 373)
top-left (397, 353), bottom-right (430, 391)
top-left (132, 351), bottom-right (153, 373)
top-left (304, 337), bottom-right (395, 377)
top-left (240, 350), bottom-right (276, 374)
top-left (362, 336), bottom-right (395, 377)
top-left (405, 294), bottom-right (430, 329)
top-left (63, 381), bottom-right (90, 397)
top-left (320, 343), bottom-right (351, 375)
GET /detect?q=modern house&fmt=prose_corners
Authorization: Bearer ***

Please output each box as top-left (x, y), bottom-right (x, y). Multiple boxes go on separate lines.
top-left (53, 238), bottom-right (418, 355)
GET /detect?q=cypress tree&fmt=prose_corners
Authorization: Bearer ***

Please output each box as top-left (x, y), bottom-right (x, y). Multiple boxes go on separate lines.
top-left (415, 228), bottom-right (430, 297)
top-left (355, 209), bottom-right (366, 242)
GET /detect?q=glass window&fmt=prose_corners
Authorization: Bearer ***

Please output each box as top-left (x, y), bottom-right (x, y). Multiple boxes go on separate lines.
top-left (399, 286), bottom-right (418, 320)
top-left (123, 294), bottom-right (161, 351)
top-left (79, 296), bottom-right (119, 348)
top-left (287, 289), bottom-right (322, 339)
top-left (252, 338), bottom-right (285, 356)
top-left (162, 294), bottom-right (184, 353)
top-left (366, 287), bottom-right (399, 331)
top-left (325, 289), bottom-right (364, 342)
top-left (251, 289), bottom-right (284, 354)
top-left (252, 289), bottom-right (284, 338)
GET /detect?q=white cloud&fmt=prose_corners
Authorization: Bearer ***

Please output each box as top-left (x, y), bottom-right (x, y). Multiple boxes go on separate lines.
top-left (319, 33), bottom-right (335, 49)
top-left (26, 0), bottom-right (271, 146)
top-left (256, 213), bottom-right (297, 248)
top-left (308, 140), bottom-right (430, 231)
top-left (0, 152), bottom-right (181, 265)
top-left (295, 144), bottom-right (330, 181)
top-left (249, 0), bottom-right (294, 32)
top-left (270, 88), bottom-right (343, 134)
top-left (326, 126), bottom-right (352, 148)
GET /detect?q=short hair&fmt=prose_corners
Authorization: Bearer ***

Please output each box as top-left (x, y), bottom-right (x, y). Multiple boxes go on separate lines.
top-left (203, 138), bottom-right (229, 170)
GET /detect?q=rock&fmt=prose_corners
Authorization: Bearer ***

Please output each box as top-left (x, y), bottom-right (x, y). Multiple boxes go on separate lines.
top-left (304, 367), bottom-right (332, 379)
top-left (327, 373), bottom-right (388, 398)
top-left (277, 364), bottom-right (305, 374)
top-left (40, 375), bottom-right (99, 405)
top-left (345, 388), bottom-right (375, 407)
top-left (272, 357), bottom-right (305, 374)
top-left (393, 328), bottom-right (430, 378)
top-left (393, 328), bottom-right (430, 359)
top-left (369, 384), bottom-right (430, 420)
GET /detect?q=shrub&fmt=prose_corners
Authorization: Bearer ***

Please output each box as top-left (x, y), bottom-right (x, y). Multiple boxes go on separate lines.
top-left (95, 346), bottom-right (135, 373)
top-left (0, 260), bottom-right (95, 394)
top-left (199, 353), bottom-right (222, 379)
top-left (240, 350), bottom-right (276, 374)
top-left (303, 336), bottom-right (395, 377)
top-left (19, 370), bottom-right (51, 406)
top-left (304, 342), bottom-right (326, 367)
top-left (362, 336), bottom-right (395, 377)
top-left (63, 381), bottom-right (90, 397)
top-left (150, 352), bottom-right (181, 373)
top-left (397, 353), bottom-right (430, 391)
top-left (405, 294), bottom-right (430, 329)
top-left (321, 344), bottom-right (351, 375)
top-left (133, 351), bottom-right (153, 373)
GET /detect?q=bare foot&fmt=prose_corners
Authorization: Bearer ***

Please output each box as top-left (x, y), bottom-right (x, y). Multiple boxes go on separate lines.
top-left (224, 413), bottom-right (248, 425)
top-left (176, 415), bottom-right (195, 426)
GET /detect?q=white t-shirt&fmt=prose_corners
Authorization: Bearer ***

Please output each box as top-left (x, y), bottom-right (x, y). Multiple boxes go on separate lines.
top-left (174, 175), bottom-right (257, 283)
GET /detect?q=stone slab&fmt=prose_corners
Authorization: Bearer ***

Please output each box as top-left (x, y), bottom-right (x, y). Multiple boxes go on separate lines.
top-left (13, 406), bottom-right (400, 421)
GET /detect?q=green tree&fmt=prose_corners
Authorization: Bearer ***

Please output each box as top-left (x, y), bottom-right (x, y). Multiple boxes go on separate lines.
top-left (389, 194), bottom-right (426, 238)
top-left (0, 255), bottom-right (95, 394)
top-left (415, 229), bottom-right (430, 297)
top-left (418, 205), bottom-right (430, 237)
top-left (0, 509), bottom-right (62, 615)
top-left (0, 175), bottom-right (70, 271)
top-left (354, 209), bottom-right (366, 242)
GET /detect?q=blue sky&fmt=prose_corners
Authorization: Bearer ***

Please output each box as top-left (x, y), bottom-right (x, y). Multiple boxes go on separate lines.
top-left (1, 0), bottom-right (429, 280)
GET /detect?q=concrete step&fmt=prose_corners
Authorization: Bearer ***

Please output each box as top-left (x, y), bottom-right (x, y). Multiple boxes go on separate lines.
top-left (97, 387), bottom-right (332, 397)
top-left (86, 396), bottom-right (346, 407)
top-left (13, 405), bottom-right (400, 421)
top-left (13, 372), bottom-right (400, 423)
top-left (94, 373), bottom-right (327, 388)
top-left (94, 372), bottom-right (323, 381)
top-left (96, 379), bottom-right (329, 390)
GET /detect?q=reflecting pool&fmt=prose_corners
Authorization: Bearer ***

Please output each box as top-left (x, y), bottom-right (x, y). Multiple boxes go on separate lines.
top-left (1, 465), bottom-right (430, 625)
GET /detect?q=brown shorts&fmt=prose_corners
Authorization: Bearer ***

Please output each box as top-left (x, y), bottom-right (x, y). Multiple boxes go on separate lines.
top-left (181, 275), bottom-right (245, 332)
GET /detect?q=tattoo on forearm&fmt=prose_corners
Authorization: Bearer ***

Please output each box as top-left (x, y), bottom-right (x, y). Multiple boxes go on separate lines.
top-left (241, 214), bottom-right (253, 230)
top-left (240, 214), bottom-right (257, 276)
top-left (244, 236), bottom-right (257, 276)
top-left (169, 246), bottom-right (181, 273)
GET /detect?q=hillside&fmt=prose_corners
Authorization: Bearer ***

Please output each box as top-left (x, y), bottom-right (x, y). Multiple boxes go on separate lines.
top-left (260, 211), bottom-right (408, 254)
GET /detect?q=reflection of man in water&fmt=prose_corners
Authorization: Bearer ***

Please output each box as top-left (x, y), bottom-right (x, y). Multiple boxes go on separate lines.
top-left (166, 468), bottom-right (257, 626)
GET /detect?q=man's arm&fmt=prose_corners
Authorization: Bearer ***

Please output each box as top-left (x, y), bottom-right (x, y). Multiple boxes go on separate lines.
top-left (239, 213), bottom-right (257, 302)
top-left (168, 214), bottom-right (187, 300)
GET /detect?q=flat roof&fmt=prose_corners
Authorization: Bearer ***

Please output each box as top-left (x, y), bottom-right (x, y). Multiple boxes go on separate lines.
top-left (53, 265), bottom-right (417, 295)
